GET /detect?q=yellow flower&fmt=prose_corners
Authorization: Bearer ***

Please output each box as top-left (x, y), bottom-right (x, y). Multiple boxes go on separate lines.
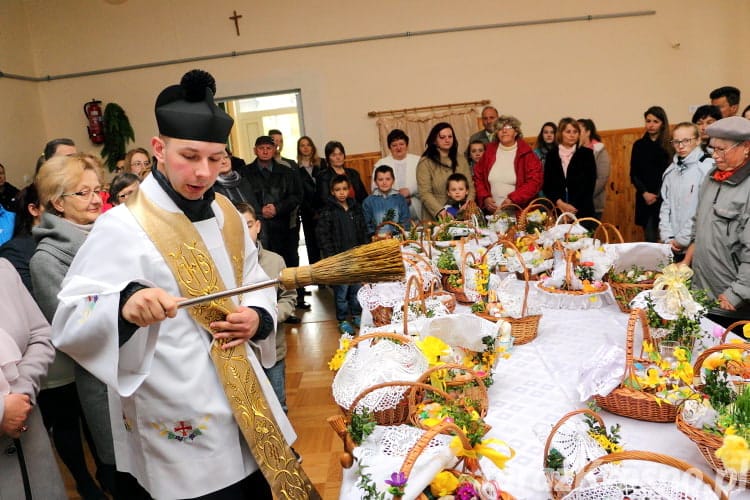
top-left (703, 353), bottom-right (726, 371)
top-left (725, 349), bottom-right (743, 362)
top-left (327, 351), bottom-right (346, 371)
top-left (674, 347), bottom-right (689, 362)
top-left (637, 367), bottom-right (664, 389)
top-left (716, 434), bottom-right (750, 474)
top-left (643, 341), bottom-right (654, 355)
top-left (416, 336), bottom-right (451, 366)
top-left (674, 363), bottom-right (694, 385)
top-left (430, 470), bottom-right (459, 497)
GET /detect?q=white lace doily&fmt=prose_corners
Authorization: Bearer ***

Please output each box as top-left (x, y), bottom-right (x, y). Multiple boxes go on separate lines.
top-left (577, 344), bottom-right (626, 401)
top-left (546, 418), bottom-right (611, 489)
top-left (565, 477), bottom-right (721, 500)
top-left (340, 425), bottom-right (455, 500)
top-left (332, 337), bottom-right (428, 412)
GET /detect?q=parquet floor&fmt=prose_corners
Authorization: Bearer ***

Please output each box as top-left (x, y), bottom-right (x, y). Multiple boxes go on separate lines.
top-left (61, 286), bottom-right (344, 499)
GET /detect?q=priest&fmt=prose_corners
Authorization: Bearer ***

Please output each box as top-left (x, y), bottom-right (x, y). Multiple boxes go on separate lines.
top-left (52, 70), bottom-right (307, 499)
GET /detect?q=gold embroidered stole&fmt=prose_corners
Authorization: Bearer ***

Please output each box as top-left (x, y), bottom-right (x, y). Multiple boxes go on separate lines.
top-left (127, 190), bottom-right (319, 500)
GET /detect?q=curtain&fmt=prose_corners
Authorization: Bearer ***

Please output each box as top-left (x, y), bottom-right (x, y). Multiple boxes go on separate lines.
top-left (375, 107), bottom-right (479, 157)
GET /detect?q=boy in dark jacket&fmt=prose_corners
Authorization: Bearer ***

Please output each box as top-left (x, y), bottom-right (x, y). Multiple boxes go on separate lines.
top-left (316, 175), bottom-right (368, 334)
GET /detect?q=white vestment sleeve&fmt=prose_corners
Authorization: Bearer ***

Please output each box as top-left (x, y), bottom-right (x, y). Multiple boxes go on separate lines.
top-left (53, 276), bottom-right (160, 397)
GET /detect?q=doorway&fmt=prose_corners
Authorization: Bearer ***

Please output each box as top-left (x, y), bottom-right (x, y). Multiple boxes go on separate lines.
top-left (220, 90), bottom-right (304, 163)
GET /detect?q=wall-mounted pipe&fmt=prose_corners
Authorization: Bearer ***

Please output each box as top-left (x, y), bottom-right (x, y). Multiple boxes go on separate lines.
top-left (0, 10), bottom-right (655, 83)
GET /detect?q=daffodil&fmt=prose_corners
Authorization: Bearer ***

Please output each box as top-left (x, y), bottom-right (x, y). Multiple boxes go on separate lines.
top-left (416, 336), bottom-right (451, 366)
top-left (637, 367), bottom-right (664, 389)
top-left (674, 347), bottom-right (689, 362)
top-left (716, 434), bottom-right (750, 474)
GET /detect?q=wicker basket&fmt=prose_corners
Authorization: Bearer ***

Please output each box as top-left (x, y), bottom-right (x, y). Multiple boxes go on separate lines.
top-left (327, 380), bottom-right (454, 469)
top-left (543, 409), bottom-right (607, 500)
top-left (568, 450), bottom-right (728, 499)
top-left (391, 420), bottom-right (516, 500)
top-left (594, 308), bottom-right (680, 423)
top-left (370, 256), bottom-right (430, 327)
top-left (608, 277), bottom-right (656, 313)
top-left (675, 339), bottom-right (750, 483)
top-left (371, 220), bottom-right (408, 241)
top-left (412, 363), bottom-right (489, 419)
top-left (518, 197), bottom-right (557, 234)
top-left (335, 332), bottom-right (419, 421)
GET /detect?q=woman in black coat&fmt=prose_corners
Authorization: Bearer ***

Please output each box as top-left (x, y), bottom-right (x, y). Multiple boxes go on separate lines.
top-left (630, 106), bottom-right (673, 242)
top-left (543, 117), bottom-right (597, 222)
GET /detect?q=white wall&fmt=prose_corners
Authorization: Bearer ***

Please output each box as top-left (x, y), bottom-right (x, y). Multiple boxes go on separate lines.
top-left (1, 0), bottom-right (748, 186)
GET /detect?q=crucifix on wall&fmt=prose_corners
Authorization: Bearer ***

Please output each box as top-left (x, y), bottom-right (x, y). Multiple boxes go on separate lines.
top-left (229, 10), bottom-right (242, 36)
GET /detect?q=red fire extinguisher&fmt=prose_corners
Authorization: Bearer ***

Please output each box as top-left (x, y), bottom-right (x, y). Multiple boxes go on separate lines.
top-left (83, 99), bottom-right (105, 144)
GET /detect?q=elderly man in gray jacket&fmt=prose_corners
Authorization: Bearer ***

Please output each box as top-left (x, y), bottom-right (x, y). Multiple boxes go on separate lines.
top-left (689, 116), bottom-right (750, 326)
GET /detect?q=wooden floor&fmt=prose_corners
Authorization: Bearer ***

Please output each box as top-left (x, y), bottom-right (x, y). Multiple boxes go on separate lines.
top-left (61, 286), bottom-right (344, 499)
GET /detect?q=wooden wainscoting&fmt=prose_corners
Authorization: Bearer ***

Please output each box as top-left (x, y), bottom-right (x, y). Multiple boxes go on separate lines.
top-left (345, 126), bottom-right (647, 242)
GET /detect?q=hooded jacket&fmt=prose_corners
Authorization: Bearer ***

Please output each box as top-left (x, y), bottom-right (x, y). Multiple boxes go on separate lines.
top-left (659, 146), bottom-right (714, 247)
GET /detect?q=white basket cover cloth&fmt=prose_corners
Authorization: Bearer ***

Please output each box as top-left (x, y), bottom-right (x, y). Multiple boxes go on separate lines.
top-left (340, 425), bottom-right (455, 500)
top-left (332, 336), bottom-right (428, 412)
top-left (419, 314), bottom-right (498, 353)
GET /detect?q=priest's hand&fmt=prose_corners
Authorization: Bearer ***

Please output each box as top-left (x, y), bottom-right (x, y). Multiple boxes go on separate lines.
top-left (122, 288), bottom-right (179, 327)
top-left (210, 306), bottom-right (260, 349)
top-left (1, 393), bottom-right (31, 438)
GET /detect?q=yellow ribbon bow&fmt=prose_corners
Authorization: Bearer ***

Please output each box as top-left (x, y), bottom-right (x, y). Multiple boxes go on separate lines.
top-left (651, 264), bottom-right (697, 316)
top-left (450, 436), bottom-right (516, 470)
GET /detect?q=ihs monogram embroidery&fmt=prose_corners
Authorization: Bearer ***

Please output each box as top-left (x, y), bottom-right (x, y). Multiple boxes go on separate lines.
top-left (151, 416), bottom-right (210, 442)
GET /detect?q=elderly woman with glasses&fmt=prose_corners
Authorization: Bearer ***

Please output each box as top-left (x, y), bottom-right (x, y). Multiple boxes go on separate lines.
top-left (473, 115), bottom-right (543, 213)
top-left (688, 117), bottom-right (750, 326)
top-left (30, 153), bottom-right (114, 497)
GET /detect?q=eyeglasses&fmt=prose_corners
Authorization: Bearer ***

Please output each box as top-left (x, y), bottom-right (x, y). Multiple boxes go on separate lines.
top-left (117, 190), bottom-right (135, 201)
top-left (711, 142), bottom-right (741, 157)
top-left (670, 138), bottom-right (695, 147)
top-left (499, 124), bottom-right (515, 130)
top-left (130, 160), bottom-right (151, 168)
top-left (61, 189), bottom-right (102, 200)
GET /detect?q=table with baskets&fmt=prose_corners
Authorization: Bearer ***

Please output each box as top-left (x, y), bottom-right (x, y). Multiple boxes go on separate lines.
top-left (337, 290), bottom-right (748, 499)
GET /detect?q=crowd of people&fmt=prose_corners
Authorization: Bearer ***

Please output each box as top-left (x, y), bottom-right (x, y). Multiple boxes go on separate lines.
top-left (0, 71), bottom-right (749, 499)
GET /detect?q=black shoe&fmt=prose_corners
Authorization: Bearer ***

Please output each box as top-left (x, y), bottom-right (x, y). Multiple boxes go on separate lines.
top-left (303, 290), bottom-right (312, 295)
top-left (296, 302), bottom-right (311, 310)
top-left (292, 447), bottom-right (303, 464)
top-left (284, 315), bottom-right (301, 324)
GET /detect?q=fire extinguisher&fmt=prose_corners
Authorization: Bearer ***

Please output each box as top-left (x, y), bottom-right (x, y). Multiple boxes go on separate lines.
top-left (83, 99), bottom-right (105, 145)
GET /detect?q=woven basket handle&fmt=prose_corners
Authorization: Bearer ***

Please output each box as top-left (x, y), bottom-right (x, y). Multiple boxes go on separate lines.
top-left (720, 320), bottom-right (750, 343)
top-left (347, 380), bottom-right (452, 417)
top-left (542, 408), bottom-right (605, 470)
top-left (373, 220), bottom-right (407, 239)
top-left (402, 274), bottom-right (426, 335)
top-left (598, 222), bottom-right (624, 244)
top-left (414, 363), bottom-right (489, 414)
top-left (555, 211), bottom-right (579, 226)
top-left (572, 450), bottom-right (728, 499)
top-left (526, 197), bottom-right (557, 214)
top-left (692, 342), bottom-right (750, 376)
top-left (391, 422), bottom-right (474, 500)
top-left (623, 308), bottom-right (650, 382)
top-left (348, 332), bottom-right (413, 350)
top-left (492, 238), bottom-right (531, 316)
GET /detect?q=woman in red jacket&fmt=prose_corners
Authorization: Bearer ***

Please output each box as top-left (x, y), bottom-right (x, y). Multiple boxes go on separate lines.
top-left (473, 115), bottom-right (543, 213)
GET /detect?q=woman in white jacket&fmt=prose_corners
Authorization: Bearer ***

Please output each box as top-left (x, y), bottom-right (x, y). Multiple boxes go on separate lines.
top-left (659, 122), bottom-right (714, 261)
